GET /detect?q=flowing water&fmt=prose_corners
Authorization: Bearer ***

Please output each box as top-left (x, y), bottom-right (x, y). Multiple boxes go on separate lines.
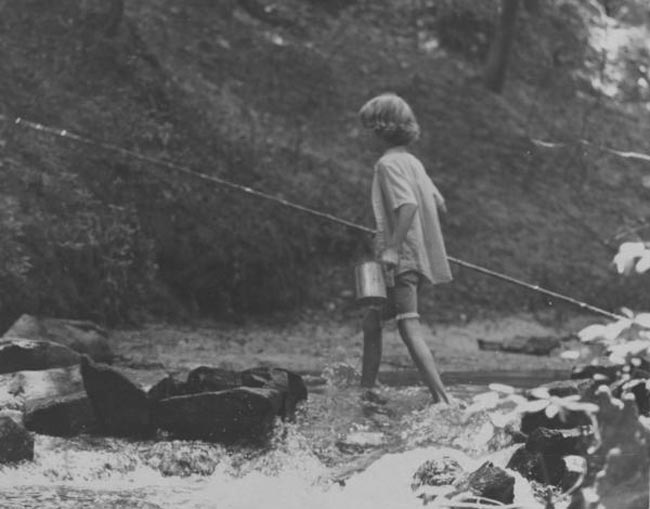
top-left (0, 365), bottom-right (560, 509)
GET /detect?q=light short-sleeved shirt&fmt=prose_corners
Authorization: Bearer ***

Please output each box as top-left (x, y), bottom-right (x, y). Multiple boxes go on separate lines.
top-left (371, 147), bottom-right (453, 285)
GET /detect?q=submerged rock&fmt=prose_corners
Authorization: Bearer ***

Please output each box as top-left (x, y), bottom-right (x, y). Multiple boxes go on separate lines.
top-left (81, 356), bottom-right (153, 437)
top-left (0, 415), bottom-right (33, 463)
top-left (336, 431), bottom-right (386, 454)
top-left (153, 387), bottom-right (283, 442)
top-left (0, 339), bottom-right (80, 374)
top-left (2, 314), bottom-right (113, 363)
top-left (24, 391), bottom-right (96, 437)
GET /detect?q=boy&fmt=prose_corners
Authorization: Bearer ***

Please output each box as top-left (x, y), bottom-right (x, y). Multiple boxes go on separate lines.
top-left (358, 93), bottom-right (452, 404)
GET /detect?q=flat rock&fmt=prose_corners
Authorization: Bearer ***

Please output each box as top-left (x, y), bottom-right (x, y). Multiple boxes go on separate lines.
top-left (0, 365), bottom-right (83, 411)
top-left (24, 391), bottom-right (96, 436)
top-left (153, 387), bottom-right (283, 442)
top-left (81, 356), bottom-right (153, 437)
top-left (477, 335), bottom-right (561, 356)
top-left (2, 314), bottom-right (113, 363)
top-left (0, 415), bottom-right (33, 463)
top-left (0, 339), bottom-right (80, 374)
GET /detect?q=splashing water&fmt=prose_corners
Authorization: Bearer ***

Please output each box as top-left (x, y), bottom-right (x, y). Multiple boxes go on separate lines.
top-left (0, 363), bottom-right (545, 509)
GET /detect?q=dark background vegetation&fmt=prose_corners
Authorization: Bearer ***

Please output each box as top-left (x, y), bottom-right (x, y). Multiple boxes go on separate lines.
top-left (1, 0), bottom-right (650, 329)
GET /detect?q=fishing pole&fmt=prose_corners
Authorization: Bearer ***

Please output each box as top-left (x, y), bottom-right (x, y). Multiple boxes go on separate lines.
top-left (11, 117), bottom-right (626, 321)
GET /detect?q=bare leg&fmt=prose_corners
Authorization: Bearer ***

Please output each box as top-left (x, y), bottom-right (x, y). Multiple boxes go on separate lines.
top-left (397, 318), bottom-right (449, 404)
top-left (361, 308), bottom-right (382, 387)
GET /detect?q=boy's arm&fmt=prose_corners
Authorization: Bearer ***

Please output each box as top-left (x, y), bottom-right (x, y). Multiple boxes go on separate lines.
top-left (430, 181), bottom-right (447, 214)
top-left (381, 203), bottom-right (417, 267)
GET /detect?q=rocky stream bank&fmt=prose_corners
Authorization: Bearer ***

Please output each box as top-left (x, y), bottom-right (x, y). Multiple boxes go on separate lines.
top-left (0, 313), bottom-right (648, 508)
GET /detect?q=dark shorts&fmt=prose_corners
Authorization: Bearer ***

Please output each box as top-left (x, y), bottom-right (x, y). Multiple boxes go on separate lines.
top-left (371, 270), bottom-right (421, 321)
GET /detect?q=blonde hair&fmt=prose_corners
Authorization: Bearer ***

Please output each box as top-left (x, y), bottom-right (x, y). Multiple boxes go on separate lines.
top-left (358, 93), bottom-right (420, 146)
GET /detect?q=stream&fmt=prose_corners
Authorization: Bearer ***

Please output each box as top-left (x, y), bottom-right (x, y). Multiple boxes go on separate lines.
top-left (0, 365), bottom-right (564, 509)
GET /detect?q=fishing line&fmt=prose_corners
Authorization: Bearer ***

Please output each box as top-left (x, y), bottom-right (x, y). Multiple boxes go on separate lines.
top-left (11, 116), bottom-right (626, 321)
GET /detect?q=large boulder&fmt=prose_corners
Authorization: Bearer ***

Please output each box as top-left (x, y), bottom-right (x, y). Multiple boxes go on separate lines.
top-left (153, 387), bottom-right (283, 442)
top-left (0, 365), bottom-right (83, 411)
top-left (80, 356), bottom-right (153, 437)
top-left (24, 392), bottom-right (96, 437)
top-left (2, 314), bottom-right (113, 363)
top-left (0, 339), bottom-right (80, 374)
top-left (148, 366), bottom-right (309, 421)
top-left (0, 415), bottom-right (33, 463)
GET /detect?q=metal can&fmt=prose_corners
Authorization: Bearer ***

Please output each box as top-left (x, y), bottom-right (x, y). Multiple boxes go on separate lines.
top-left (354, 261), bottom-right (387, 306)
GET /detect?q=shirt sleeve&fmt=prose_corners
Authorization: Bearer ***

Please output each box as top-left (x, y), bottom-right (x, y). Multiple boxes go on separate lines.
top-left (376, 161), bottom-right (417, 211)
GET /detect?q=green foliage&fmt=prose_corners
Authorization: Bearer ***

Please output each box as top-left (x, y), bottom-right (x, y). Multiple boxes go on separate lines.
top-left (1, 0), bottom-right (650, 326)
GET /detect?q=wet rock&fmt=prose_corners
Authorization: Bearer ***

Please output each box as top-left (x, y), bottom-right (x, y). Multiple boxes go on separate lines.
top-left (453, 461), bottom-right (514, 504)
top-left (616, 379), bottom-right (650, 416)
top-left (153, 387), bottom-right (283, 442)
top-left (0, 365), bottom-right (83, 411)
top-left (571, 364), bottom-right (620, 384)
top-left (0, 339), bottom-right (80, 374)
top-left (0, 415), bottom-right (33, 463)
top-left (521, 408), bottom-right (592, 434)
top-left (240, 366), bottom-right (307, 419)
top-left (527, 427), bottom-right (591, 456)
top-left (81, 356), bottom-right (153, 437)
top-left (411, 455), bottom-right (464, 490)
top-left (148, 374), bottom-right (188, 402)
top-left (186, 366), bottom-right (242, 393)
top-left (507, 427), bottom-right (591, 486)
top-left (142, 441), bottom-right (220, 477)
top-left (526, 379), bottom-right (597, 399)
top-left (24, 392), bottom-right (96, 436)
top-left (2, 314), bottom-right (113, 363)
top-left (477, 335), bottom-right (561, 356)
top-left (561, 455), bottom-right (587, 492)
top-left (336, 431), bottom-right (385, 454)
top-left (0, 409), bottom-right (24, 426)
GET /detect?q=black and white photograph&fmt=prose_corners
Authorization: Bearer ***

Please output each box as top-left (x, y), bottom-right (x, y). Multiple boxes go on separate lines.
top-left (1, 0), bottom-right (650, 507)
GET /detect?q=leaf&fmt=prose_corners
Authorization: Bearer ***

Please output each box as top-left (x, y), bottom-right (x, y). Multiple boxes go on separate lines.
top-left (529, 387), bottom-right (551, 399)
top-left (634, 313), bottom-right (650, 329)
top-left (636, 253), bottom-right (650, 274)
top-left (519, 399), bottom-right (549, 414)
top-left (577, 324), bottom-right (607, 343)
top-left (488, 383), bottom-right (516, 394)
top-left (560, 350), bottom-right (581, 360)
top-left (545, 404), bottom-right (559, 419)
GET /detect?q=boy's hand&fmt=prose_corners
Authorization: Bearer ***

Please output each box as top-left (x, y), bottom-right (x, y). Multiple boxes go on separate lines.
top-left (380, 247), bottom-right (399, 268)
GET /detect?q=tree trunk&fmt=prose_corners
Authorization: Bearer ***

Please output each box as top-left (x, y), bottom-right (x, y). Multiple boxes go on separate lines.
top-left (484, 0), bottom-right (520, 93)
